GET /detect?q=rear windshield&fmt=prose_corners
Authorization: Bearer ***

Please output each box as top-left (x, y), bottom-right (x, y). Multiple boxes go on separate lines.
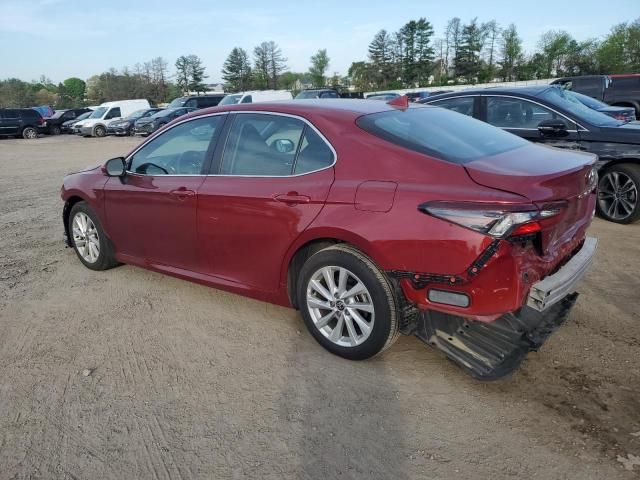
top-left (357, 106), bottom-right (528, 164)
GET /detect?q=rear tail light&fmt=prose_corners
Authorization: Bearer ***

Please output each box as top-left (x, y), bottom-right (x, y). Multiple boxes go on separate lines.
top-left (419, 201), bottom-right (561, 239)
top-left (38, 117), bottom-right (44, 125)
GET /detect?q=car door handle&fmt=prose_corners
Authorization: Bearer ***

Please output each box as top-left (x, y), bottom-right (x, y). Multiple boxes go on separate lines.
top-left (273, 193), bottom-right (311, 205)
top-left (169, 187), bottom-right (195, 200)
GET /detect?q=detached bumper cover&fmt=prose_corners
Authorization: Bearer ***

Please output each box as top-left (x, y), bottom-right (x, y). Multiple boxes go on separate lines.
top-left (527, 237), bottom-right (597, 312)
top-left (414, 294), bottom-right (578, 380)
top-left (412, 236), bottom-right (597, 380)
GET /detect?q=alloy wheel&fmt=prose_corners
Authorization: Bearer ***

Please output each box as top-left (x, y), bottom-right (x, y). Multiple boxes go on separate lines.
top-left (72, 212), bottom-right (100, 263)
top-left (598, 171), bottom-right (638, 221)
top-left (23, 127), bottom-right (37, 139)
top-left (306, 266), bottom-right (375, 347)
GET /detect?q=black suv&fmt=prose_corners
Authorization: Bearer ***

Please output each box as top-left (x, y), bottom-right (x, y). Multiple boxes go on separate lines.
top-left (0, 108), bottom-right (43, 139)
top-left (43, 108), bottom-right (92, 135)
top-left (423, 85), bottom-right (640, 224)
top-left (167, 94), bottom-right (226, 109)
top-left (551, 74), bottom-right (640, 115)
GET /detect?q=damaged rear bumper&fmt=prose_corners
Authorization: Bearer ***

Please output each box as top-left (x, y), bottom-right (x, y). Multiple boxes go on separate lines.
top-left (414, 294), bottom-right (578, 380)
top-left (411, 237), bottom-right (597, 380)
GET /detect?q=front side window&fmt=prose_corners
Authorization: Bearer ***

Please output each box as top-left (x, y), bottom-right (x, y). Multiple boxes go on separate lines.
top-left (430, 96), bottom-right (475, 117)
top-left (105, 107), bottom-right (121, 119)
top-left (486, 96), bottom-right (564, 129)
top-left (129, 116), bottom-right (222, 175)
top-left (357, 106), bottom-right (528, 164)
top-left (240, 95), bottom-right (253, 104)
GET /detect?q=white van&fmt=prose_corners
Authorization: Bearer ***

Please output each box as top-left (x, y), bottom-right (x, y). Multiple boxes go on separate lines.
top-left (218, 90), bottom-right (292, 106)
top-left (75, 99), bottom-right (151, 137)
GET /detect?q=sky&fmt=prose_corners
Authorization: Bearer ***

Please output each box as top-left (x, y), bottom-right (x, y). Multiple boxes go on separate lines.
top-left (1, 0), bottom-right (638, 84)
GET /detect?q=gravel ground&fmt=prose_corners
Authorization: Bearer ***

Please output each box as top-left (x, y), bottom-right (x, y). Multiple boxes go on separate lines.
top-left (0, 134), bottom-right (639, 479)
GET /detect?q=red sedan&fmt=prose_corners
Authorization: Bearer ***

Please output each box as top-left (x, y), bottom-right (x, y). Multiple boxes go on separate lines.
top-left (61, 98), bottom-right (598, 379)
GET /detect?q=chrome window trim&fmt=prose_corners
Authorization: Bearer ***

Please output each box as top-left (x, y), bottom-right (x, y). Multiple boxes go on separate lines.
top-left (124, 112), bottom-right (229, 176)
top-left (428, 93), bottom-right (589, 132)
top-left (124, 110), bottom-right (337, 178)
top-left (215, 110), bottom-right (337, 178)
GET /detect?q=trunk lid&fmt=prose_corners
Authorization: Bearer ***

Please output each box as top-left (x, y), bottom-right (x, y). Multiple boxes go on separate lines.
top-left (464, 143), bottom-right (596, 253)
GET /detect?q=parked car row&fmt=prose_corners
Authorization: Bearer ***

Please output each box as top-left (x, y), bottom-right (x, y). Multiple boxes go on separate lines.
top-left (420, 84), bottom-right (640, 224)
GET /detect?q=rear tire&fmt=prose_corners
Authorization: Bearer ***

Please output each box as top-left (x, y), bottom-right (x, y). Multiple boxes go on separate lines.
top-left (68, 202), bottom-right (118, 271)
top-left (596, 164), bottom-right (640, 224)
top-left (297, 244), bottom-right (399, 360)
top-left (22, 127), bottom-right (37, 139)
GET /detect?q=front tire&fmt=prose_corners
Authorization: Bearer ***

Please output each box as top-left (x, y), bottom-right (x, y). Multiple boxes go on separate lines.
top-left (51, 125), bottom-right (61, 135)
top-left (68, 202), bottom-right (118, 271)
top-left (596, 164), bottom-right (640, 224)
top-left (93, 125), bottom-right (106, 137)
top-left (297, 244), bottom-right (399, 360)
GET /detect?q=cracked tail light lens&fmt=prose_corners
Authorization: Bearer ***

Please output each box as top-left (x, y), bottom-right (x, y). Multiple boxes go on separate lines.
top-left (419, 202), bottom-right (561, 238)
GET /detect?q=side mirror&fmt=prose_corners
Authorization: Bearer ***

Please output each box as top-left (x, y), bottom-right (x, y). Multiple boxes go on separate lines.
top-left (273, 138), bottom-right (295, 153)
top-left (537, 119), bottom-right (568, 136)
top-left (103, 157), bottom-right (126, 177)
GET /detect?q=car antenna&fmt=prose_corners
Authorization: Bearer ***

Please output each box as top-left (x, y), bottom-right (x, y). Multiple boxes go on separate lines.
top-left (387, 95), bottom-right (409, 110)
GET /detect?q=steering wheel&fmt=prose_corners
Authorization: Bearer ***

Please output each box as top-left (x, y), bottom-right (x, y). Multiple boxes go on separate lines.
top-left (136, 162), bottom-right (169, 175)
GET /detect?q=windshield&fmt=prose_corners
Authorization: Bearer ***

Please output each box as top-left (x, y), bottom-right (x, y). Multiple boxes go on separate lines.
top-left (167, 97), bottom-right (187, 108)
top-left (89, 107), bottom-right (107, 119)
top-left (219, 94), bottom-right (242, 105)
top-left (150, 109), bottom-right (172, 118)
top-left (539, 87), bottom-right (622, 127)
top-left (296, 91), bottom-right (322, 99)
top-left (357, 106), bottom-right (529, 164)
top-left (126, 109), bottom-right (148, 120)
top-left (74, 112), bottom-right (91, 121)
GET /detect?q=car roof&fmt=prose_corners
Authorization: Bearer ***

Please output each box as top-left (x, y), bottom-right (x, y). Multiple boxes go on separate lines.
top-left (428, 85), bottom-right (554, 99)
top-left (185, 99), bottom-right (407, 122)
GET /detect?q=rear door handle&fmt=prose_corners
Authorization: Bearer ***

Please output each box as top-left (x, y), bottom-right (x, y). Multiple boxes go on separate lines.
top-left (169, 187), bottom-right (196, 200)
top-left (273, 192), bottom-right (311, 205)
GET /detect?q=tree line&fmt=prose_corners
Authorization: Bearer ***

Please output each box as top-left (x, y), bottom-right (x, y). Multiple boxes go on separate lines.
top-left (349, 16), bottom-right (640, 91)
top-left (0, 17), bottom-right (638, 108)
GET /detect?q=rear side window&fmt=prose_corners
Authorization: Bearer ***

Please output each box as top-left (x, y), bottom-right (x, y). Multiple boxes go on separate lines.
top-left (357, 106), bottom-right (528, 164)
top-left (2, 109), bottom-right (20, 119)
top-left (240, 95), bottom-right (253, 104)
top-left (571, 78), bottom-right (603, 98)
top-left (221, 113), bottom-right (304, 176)
top-left (294, 128), bottom-right (334, 174)
top-left (198, 97), bottom-right (223, 108)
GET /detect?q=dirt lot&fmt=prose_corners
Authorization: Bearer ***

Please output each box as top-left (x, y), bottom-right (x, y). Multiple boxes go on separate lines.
top-left (0, 134), bottom-right (639, 479)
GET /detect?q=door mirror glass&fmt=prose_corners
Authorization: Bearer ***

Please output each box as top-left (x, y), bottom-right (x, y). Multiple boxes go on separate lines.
top-left (537, 119), bottom-right (568, 136)
top-left (104, 157), bottom-right (126, 176)
top-left (273, 138), bottom-right (295, 153)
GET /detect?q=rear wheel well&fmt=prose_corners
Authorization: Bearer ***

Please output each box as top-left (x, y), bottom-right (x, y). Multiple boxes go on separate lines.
top-left (287, 238), bottom-right (343, 309)
top-left (599, 159), bottom-right (640, 174)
